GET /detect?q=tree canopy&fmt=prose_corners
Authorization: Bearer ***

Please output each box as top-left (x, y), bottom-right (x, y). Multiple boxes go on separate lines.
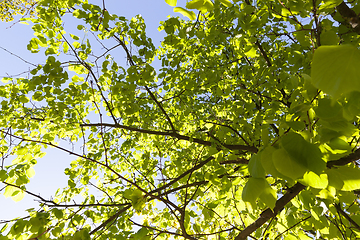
top-left (0, 0), bottom-right (37, 22)
top-left (2, 0), bottom-right (360, 239)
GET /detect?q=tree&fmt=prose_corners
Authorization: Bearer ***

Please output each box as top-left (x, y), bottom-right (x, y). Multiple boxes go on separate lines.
top-left (1, 0), bottom-right (360, 239)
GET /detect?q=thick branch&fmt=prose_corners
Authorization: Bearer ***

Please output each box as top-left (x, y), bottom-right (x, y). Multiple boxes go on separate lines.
top-left (234, 145), bottom-right (360, 239)
top-left (327, 148), bottom-right (360, 168)
top-left (336, 1), bottom-right (360, 34)
top-left (219, 158), bottom-right (249, 165)
top-left (234, 182), bottom-right (306, 240)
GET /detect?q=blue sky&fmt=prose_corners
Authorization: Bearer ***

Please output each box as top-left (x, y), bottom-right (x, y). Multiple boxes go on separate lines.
top-left (0, 0), bottom-right (187, 223)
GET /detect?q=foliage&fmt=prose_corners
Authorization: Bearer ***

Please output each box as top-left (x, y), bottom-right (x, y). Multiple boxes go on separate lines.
top-left (1, 0), bottom-right (360, 239)
top-left (0, 0), bottom-right (37, 22)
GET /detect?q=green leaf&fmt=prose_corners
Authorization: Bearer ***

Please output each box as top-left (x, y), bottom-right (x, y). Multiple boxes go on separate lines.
top-left (281, 132), bottom-right (325, 174)
top-left (174, 7), bottom-right (196, 20)
top-left (320, 30), bottom-right (339, 45)
top-left (186, 0), bottom-right (214, 12)
top-left (260, 146), bottom-right (288, 179)
top-left (300, 171), bottom-right (328, 189)
top-left (311, 45), bottom-right (360, 99)
top-left (315, 98), bottom-right (343, 121)
top-left (218, 0), bottom-right (233, 7)
top-left (68, 180), bottom-right (76, 188)
top-left (52, 208), bottom-right (64, 219)
top-left (259, 185), bottom-right (277, 210)
top-left (165, 0), bottom-right (177, 6)
top-left (248, 153), bottom-right (265, 178)
top-left (273, 148), bottom-right (307, 180)
top-left (242, 177), bottom-right (267, 205)
top-left (186, 0), bottom-right (205, 9)
top-left (19, 95), bottom-right (29, 103)
top-left (319, 0), bottom-right (343, 11)
top-left (4, 185), bottom-right (17, 198)
top-left (286, 121), bottom-right (306, 131)
top-left (11, 219), bottom-right (25, 235)
top-left (327, 165), bottom-right (360, 191)
top-left (0, 170), bottom-right (7, 181)
top-left (344, 91), bottom-right (360, 119)
top-left (328, 137), bottom-right (351, 151)
top-left (12, 190), bottom-right (25, 202)
top-left (134, 227), bottom-right (149, 239)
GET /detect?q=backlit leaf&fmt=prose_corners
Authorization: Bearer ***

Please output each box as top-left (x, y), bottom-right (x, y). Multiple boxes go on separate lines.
top-left (311, 45), bottom-right (360, 99)
top-left (186, 0), bottom-right (204, 9)
top-left (300, 171), bottom-right (328, 189)
top-left (281, 132), bottom-right (325, 174)
top-left (173, 7), bottom-right (196, 20)
top-left (260, 146), bottom-right (289, 179)
top-left (273, 148), bottom-right (307, 180)
top-left (327, 165), bottom-right (360, 191)
top-left (186, 0), bottom-right (214, 12)
top-left (4, 185), bottom-right (18, 198)
top-left (248, 153), bottom-right (265, 178)
top-left (259, 185), bottom-right (277, 210)
top-left (218, 0), bottom-right (233, 7)
top-left (11, 190), bottom-right (25, 202)
top-left (242, 177), bottom-right (267, 205)
top-left (165, 0), bottom-right (177, 6)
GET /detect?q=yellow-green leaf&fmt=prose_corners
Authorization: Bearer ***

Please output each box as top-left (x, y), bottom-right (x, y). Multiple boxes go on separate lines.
top-left (242, 177), bottom-right (267, 205)
top-left (327, 165), bottom-right (360, 191)
top-left (12, 190), bottom-right (25, 202)
top-left (186, 0), bottom-right (215, 12)
top-left (165, 0), bottom-right (177, 6)
top-left (26, 167), bottom-right (36, 178)
top-left (259, 185), bottom-right (277, 210)
top-left (218, 0), bottom-right (233, 7)
top-left (299, 171), bottom-right (328, 189)
top-left (311, 45), bottom-right (360, 99)
top-left (273, 148), bottom-right (307, 180)
top-left (174, 7), bottom-right (196, 20)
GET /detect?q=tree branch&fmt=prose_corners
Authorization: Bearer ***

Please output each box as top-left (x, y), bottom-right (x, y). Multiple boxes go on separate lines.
top-left (145, 85), bottom-right (177, 133)
top-left (234, 182), bottom-right (306, 240)
top-left (151, 156), bottom-right (214, 195)
top-left (334, 203), bottom-right (360, 231)
top-left (234, 145), bottom-right (360, 239)
top-left (336, 1), bottom-right (360, 34)
top-left (81, 122), bottom-right (258, 153)
top-left (89, 205), bottom-right (131, 235)
top-left (327, 148), bottom-right (360, 168)
top-left (157, 180), bottom-right (209, 197)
